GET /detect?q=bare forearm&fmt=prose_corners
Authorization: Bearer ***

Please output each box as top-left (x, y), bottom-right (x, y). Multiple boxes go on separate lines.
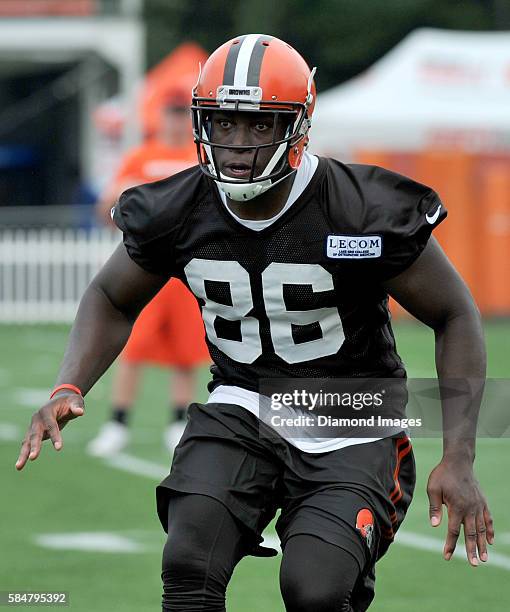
top-left (434, 309), bottom-right (486, 463)
top-left (54, 283), bottom-right (134, 395)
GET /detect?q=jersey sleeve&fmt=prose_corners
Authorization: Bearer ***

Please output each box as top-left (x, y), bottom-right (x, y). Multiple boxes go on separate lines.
top-left (326, 161), bottom-right (447, 281)
top-left (111, 165), bottom-right (203, 276)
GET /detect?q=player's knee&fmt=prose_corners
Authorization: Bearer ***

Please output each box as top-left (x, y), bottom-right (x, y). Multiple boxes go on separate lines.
top-left (281, 577), bottom-right (353, 612)
top-left (162, 534), bottom-right (227, 611)
top-left (162, 528), bottom-right (203, 578)
top-left (162, 495), bottom-right (217, 576)
top-left (161, 496), bottom-right (238, 611)
top-left (280, 536), bottom-right (358, 612)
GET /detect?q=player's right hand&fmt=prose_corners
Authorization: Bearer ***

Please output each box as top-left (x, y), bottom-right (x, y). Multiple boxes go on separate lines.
top-left (15, 392), bottom-right (85, 471)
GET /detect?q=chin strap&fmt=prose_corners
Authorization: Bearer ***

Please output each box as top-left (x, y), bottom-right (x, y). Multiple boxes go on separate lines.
top-left (217, 167), bottom-right (296, 201)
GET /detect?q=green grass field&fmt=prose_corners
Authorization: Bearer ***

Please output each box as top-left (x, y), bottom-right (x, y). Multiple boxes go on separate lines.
top-left (1, 321), bottom-right (509, 611)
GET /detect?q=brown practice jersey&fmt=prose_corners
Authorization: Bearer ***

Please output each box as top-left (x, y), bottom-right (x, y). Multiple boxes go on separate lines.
top-left (112, 157), bottom-right (446, 393)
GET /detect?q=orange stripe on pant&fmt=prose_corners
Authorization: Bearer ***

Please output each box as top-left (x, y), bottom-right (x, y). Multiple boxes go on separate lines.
top-left (390, 441), bottom-right (413, 506)
top-left (389, 437), bottom-right (411, 499)
top-left (380, 437), bottom-right (413, 541)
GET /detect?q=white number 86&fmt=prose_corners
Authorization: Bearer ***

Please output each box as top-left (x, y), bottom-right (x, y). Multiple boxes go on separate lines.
top-left (184, 259), bottom-right (344, 364)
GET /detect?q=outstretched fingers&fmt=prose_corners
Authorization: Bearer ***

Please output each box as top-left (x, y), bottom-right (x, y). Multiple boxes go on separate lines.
top-left (42, 412), bottom-right (63, 451)
top-left (476, 511), bottom-right (488, 563)
top-left (16, 436), bottom-right (31, 471)
top-left (16, 415), bottom-right (45, 470)
top-left (428, 485), bottom-right (443, 527)
top-left (484, 505), bottom-right (495, 545)
top-left (444, 510), bottom-right (461, 562)
top-left (463, 511), bottom-right (479, 566)
top-left (15, 400), bottom-right (71, 470)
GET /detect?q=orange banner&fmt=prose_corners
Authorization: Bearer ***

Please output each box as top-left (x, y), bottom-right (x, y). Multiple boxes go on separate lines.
top-left (355, 149), bottom-right (510, 316)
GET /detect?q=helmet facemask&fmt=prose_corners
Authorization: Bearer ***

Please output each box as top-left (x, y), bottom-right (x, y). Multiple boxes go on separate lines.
top-left (191, 94), bottom-right (312, 201)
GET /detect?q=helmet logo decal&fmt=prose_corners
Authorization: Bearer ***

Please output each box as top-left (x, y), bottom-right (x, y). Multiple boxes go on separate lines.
top-left (356, 508), bottom-right (375, 551)
top-left (217, 86), bottom-right (263, 109)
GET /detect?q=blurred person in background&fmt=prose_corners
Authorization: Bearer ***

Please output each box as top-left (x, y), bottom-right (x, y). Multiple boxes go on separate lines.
top-left (88, 88), bottom-right (210, 456)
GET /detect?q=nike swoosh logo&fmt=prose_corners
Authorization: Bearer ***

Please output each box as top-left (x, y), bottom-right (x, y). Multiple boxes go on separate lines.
top-left (426, 204), bottom-right (442, 225)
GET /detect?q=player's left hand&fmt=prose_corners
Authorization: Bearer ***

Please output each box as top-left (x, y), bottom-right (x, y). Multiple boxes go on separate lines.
top-left (427, 458), bottom-right (494, 567)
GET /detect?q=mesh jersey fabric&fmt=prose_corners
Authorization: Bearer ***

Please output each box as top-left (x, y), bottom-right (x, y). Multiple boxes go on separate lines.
top-left (113, 157), bottom-right (446, 393)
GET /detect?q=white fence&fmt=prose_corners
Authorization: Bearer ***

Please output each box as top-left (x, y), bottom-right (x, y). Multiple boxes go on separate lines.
top-left (0, 228), bottom-right (120, 323)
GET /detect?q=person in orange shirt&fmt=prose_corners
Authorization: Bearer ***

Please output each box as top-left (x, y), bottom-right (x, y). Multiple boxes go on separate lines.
top-left (88, 90), bottom-right (210, 456)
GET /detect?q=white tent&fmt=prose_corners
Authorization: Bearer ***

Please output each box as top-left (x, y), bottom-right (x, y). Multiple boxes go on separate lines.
top-left (310, 28), bottom-right (510, 159)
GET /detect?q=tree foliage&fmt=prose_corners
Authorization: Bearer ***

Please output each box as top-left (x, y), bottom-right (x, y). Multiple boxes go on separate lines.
top-left (144, 0), bottom-right (497, 91)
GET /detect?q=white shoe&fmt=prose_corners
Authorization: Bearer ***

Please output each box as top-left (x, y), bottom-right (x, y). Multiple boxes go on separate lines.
top-left (164, 421), bottom-right (187, 453)
top-left (87, 421), bottom-right (130, 457)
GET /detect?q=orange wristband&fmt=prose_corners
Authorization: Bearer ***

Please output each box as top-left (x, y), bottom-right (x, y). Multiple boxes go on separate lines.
top-left (50, 384), bottom-right (83, 400)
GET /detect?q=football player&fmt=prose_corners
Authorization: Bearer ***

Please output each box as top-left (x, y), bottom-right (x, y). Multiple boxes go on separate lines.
top-left (17, 35), bottom-right (494, 611)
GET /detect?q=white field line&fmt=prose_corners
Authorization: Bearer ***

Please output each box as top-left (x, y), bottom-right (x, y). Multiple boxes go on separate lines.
top-left (0, 422), bottom-right (20, 440)
top-left (395, 531), bottom-right (510, 570)
top-left (104, 452), bottom-right (169, 480)
top-left (12, 388), bottom-right (50, 407)
top-left (33, 529), bottom-right (510, 568)
top-left (103, 453), bottom-right (510, 569)
top-left (259, 534), bottom-right (281, 553)
top-left (35, 532), bottom-right (145, 553)
top-left (10, 386), bottom-right (101, 409)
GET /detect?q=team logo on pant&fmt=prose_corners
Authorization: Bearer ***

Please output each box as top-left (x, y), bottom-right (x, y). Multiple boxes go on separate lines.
top-left (356, 508), bottom-right (375, 551)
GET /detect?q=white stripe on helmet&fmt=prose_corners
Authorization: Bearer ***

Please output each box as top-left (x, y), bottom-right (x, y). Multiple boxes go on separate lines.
top-left (233, 34), bottom-right (262, 87)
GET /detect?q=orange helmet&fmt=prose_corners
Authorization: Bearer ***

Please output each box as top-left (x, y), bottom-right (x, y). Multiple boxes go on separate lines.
top-left (191, 34), bottom-right (316, 201)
